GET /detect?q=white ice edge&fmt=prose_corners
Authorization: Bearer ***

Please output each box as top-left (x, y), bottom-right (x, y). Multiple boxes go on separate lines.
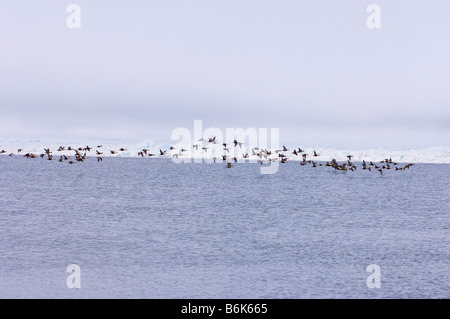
top-left (1, 139), bottom-right (449, 163)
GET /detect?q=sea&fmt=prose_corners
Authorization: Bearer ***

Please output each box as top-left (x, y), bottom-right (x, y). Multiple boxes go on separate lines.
top-left (0, 152), bottom-right (449, 298)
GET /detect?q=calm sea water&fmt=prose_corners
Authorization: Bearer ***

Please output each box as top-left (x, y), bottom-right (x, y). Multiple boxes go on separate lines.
top-left (0, 156), bottom-right (448, 298)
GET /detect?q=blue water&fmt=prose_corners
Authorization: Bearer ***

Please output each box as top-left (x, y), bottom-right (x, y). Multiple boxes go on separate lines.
top-left (0, 156), bottom-right (449, 298)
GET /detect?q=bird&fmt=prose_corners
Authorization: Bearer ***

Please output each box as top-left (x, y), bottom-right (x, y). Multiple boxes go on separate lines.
top-left (0, 141), bottom-right (415, 178)
top-left (233, 140), bottom-right (244, 148)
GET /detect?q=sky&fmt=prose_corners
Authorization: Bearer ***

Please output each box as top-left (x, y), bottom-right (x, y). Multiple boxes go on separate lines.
top-left (1, 0), bottom-right (449, 149)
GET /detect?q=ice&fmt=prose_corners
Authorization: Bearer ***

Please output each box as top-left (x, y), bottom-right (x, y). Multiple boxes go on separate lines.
top-left (0, 139), bottom-right (449, 163)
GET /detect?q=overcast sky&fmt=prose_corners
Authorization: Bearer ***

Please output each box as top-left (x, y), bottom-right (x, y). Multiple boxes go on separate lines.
top-left (1, 0), bottom-right (449, 149)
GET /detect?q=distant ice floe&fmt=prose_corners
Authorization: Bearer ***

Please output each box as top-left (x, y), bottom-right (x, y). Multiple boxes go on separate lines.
top-left (0, 139), bottom-right (449, 163)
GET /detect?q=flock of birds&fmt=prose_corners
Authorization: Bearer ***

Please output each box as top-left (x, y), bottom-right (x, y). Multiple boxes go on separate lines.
top-left (0, 139), bottom-right (415, 175)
